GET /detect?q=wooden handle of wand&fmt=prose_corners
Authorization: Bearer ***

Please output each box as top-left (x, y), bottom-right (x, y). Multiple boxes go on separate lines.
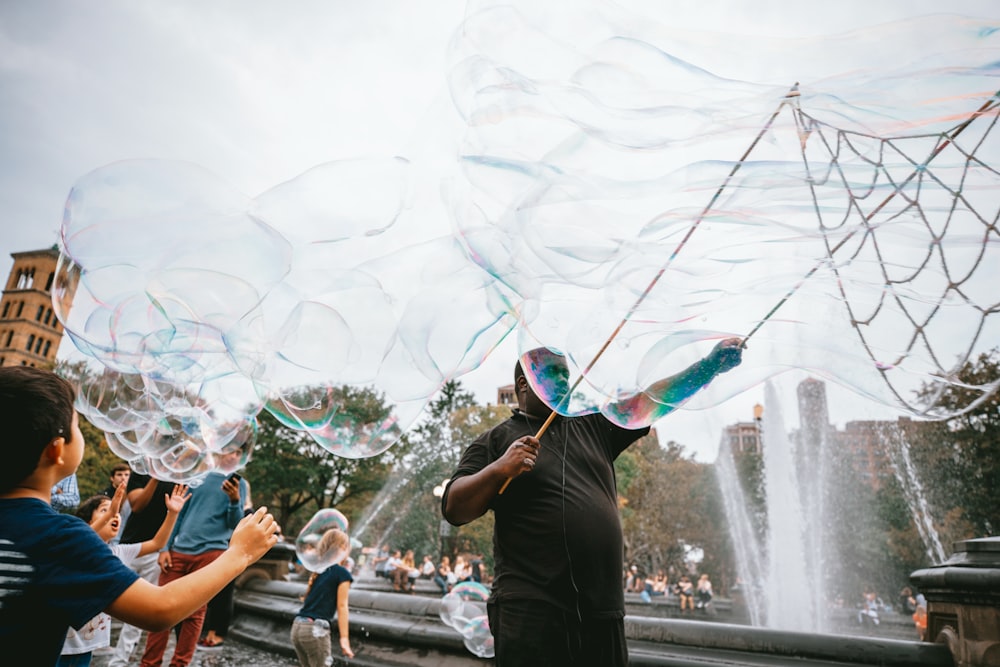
top-left (497, 410), bottom-right (558, 495)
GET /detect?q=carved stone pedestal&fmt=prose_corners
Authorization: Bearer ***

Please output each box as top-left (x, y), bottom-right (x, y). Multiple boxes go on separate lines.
top-left (911, 537), bottom-right (1000, 667)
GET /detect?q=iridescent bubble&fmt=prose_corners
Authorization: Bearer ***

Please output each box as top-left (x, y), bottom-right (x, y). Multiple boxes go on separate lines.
top-left (439, 581), bottom-right (493, 658)
top-left (296, 525), bottom-right (351, 575)
top-left (55, 157), bottom-right (516, 481)
top-left (449, 0), bottom-right (1000, 422)
top-left (296, 509), bottom-right (351, 573)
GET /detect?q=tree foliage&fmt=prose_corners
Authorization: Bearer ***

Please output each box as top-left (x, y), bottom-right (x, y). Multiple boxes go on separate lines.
top-left (910, 348), bottom-right (1000, 541)
top-left (249, 386), bottom-right (400, 537)
top-left (619, 436), bottom-right (732, 587)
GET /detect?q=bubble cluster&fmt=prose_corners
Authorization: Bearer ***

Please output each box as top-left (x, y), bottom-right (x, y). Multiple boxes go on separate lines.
top-left (295, 509), bottom-right (351, 573)
top-left (56, 158), bottom-right (516, 481)
top-left (439, 581), bottom-right (494, 658)
top-left (449, 1), bottom-right (1000, 422)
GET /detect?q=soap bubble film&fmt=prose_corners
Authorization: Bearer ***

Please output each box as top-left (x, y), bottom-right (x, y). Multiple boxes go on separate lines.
top-left (56, 158), bottom-right (517, 481)
top-left (295, 511), bottom-right (351, 574)
top-left (439, 581), bottom-right (494, 658)
top-left (447, 0), bottom-right (1000, 423)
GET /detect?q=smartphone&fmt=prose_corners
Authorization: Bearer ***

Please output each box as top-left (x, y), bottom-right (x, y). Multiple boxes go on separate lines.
top-left (227, 472), bottom-right (242, 484)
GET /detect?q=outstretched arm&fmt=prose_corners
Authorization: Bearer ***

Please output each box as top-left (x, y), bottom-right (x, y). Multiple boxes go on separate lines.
top-left (106, 507), bottom-right (279, 630)
top-left (128, 476), bottom-right (160, 513)
top-left (605, 338), bottom-right (743, 425)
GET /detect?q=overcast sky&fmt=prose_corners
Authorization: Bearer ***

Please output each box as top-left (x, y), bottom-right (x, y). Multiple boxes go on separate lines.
top-left (2, 0), bottom-right (998, 461)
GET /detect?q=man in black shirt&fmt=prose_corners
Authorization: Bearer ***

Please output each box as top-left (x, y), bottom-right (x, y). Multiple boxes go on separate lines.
top-left (442, 339), bottom-right (742, 666)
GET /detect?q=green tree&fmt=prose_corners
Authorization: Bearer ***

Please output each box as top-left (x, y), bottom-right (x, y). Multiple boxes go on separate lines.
top-left (620, 437), bottom-right (732, 586)
top-left (75, 417), bottom-right (122, 500)
top-left (343, 381), bottom-right (486, 561)
top-left (444, 402), bottom-right (510, 570)
top-left (248, 386), bottom-right (400, 537)
top-left (53, 360), bottom-right (117, 500)
top-left (909, 348), bottom-right (1000, 543)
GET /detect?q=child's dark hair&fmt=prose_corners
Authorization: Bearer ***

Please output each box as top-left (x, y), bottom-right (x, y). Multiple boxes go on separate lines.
top-left (76, 494), bottom-right (110, 523)
top-left (0, 366), bottom-right (76, 493)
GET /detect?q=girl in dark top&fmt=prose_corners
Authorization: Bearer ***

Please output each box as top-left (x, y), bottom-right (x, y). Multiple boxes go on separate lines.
top-left (291, 529), bottom-right (355, 665)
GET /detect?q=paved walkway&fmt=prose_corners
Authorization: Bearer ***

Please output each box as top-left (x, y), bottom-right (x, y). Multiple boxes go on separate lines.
top-left (91, 631), bottom-right (302, 667)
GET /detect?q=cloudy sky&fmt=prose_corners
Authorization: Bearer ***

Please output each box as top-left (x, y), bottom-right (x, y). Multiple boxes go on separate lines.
top-left (2, 0), bottom-right (998, 460)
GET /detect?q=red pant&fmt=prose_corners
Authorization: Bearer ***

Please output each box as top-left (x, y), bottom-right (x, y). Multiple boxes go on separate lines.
top-left (139, 550), bottom-right (223, 667)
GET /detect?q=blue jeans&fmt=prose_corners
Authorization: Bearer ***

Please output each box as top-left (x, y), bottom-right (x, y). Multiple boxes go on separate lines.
top-left (487, 598), bottom-right (627, 667)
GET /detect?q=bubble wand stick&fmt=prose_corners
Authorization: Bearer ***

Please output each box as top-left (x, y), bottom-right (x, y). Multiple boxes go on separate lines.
top-left (499, 84), bottom-right (802, 494)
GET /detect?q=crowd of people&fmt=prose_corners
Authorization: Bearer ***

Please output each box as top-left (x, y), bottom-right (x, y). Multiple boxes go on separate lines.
top-left (0, 366), bottom-right (281, 667)
top-left (370, 543), bottom-right (488, 595)
top-left (853, 585), bottom-right (928, 640)
top-left (625, 566), bottom-right (715, 612)
top-left (2, 345), bottom-right (938, 667)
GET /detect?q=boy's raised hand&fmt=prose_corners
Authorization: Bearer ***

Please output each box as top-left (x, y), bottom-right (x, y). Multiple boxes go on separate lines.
top-left (229, 507), bottom-right (280, 564)
top-left (109, 481), bottom-right (127, 516)
top-left (164, 484), bottom-right (191, 514)
top-left (90, 482), bottom-right (128, 533)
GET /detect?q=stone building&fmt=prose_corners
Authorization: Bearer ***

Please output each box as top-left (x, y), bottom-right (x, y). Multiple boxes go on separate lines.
top-left (0, 247), bottom-right (74, 368)
top-left (496, 383), bottom-right (516, 406)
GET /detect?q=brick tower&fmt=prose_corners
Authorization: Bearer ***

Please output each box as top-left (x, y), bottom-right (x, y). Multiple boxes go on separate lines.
top-left (0, 247), bottom-right (73, 368)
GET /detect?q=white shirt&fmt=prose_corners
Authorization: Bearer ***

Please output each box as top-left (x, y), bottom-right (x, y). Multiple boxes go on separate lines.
top-left (61, 543), bottom-right (142, 655)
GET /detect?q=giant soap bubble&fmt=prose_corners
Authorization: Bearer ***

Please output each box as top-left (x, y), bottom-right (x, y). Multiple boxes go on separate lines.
top-left (55, 157), bottom-right (517, 481)
top-left (439, 581), bottom-right (494, 658)
top-left (296, 509), bottom-right (351, 573)
top-left (448, 0), bottom-right (1000, 424)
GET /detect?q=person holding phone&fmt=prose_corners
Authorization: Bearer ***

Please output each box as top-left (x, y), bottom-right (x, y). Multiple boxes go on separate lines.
top-left (138, 449), bottom-right (250, 667)
top-left (199, 475), bottom-right (255, 650)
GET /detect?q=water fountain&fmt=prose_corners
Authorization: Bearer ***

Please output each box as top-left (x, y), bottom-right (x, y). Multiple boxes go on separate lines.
top-left (717, 378), bottom-right (948, 635)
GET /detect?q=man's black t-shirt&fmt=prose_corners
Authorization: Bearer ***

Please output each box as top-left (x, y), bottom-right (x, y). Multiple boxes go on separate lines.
top-left (119, 473), bottom-right (173, 544)
top-left (448, 410), bottom-right (648, 619)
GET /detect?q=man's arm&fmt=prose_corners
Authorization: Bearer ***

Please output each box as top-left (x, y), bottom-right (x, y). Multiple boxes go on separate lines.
top-left (442, 435), bottom-right (539, 525)
top-left (106, 508), bottom-right (279, 630)
top-left (128, 476), bottom-right (160, 513)
top-left (604, 338), bottom-right (743, 425)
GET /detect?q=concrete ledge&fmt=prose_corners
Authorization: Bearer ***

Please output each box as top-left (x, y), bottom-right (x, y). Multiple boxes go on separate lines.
top-left (232, 579), bottom-right (954, 667)
top-left (626, 617), bottom-right (953, 667)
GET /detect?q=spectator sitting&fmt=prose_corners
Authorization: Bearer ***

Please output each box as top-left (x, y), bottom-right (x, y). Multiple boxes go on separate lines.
top-left (858, 586), bottom-right (882, 627)
top-left (419, 554), bottom-right (436, 580)
top-left (398, 549), bottom-right (420, 592)
top-left (434, 556), bottom-right (454, 594)
top-left (453, 555), bottom-right (471, 583)
top-left (372, 544), bottom-right (390, 579)
top-left (625, 564), bottom-right (640, 592)
top-left (645, 571), bottom-right (668, 597)
top-left (386, 550), bottom-right (406, 592)
top-left (696, 573), bottom-right (713, 609)
top-left (675, 575), bottom-right (695, 612)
